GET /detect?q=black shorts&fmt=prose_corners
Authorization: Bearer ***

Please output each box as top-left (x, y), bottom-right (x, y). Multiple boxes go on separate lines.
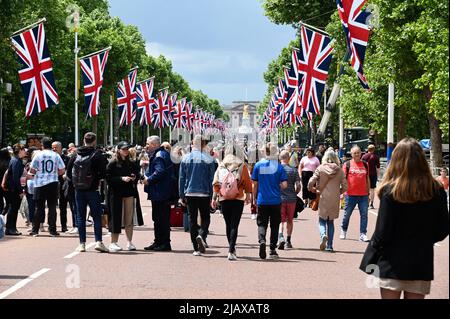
top-left (369, 175), bottom-right (378, 189)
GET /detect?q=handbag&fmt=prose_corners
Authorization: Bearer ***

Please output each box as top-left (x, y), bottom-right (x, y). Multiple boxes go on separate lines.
top-left (310, 176), bottom-right (332, 211)
top-left (295, 197), bottom-right (305, 217)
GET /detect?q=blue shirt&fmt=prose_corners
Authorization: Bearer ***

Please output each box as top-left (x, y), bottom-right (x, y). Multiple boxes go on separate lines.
top-left (251, 159), bottom-right (288, 205)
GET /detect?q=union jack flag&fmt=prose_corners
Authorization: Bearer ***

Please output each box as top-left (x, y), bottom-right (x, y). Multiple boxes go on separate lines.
top-left (284, 63), bottom-right (302, 116)
top-left (79, 49), bottom-right (109, 118)
top-left (184, 102), bottom-right (195, 131)
top-left (152, 89), bottom-right (170, 129)
top-left (167, 92), bottom-right (178, 126)
top-left (173, 97), bottom-right (186, 128)
top-left (117, 68), bottom-right (138, 127)
top-left (297, 25), bottom-right (334, 115)
top-left (10, 22), bottom-right (59, 117)
top-left (336, 0), bottom-right (371, 90)
top-left (136, 78), bottom-right (155, 126)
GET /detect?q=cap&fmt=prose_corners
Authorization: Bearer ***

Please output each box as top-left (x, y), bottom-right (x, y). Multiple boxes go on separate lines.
top-left (117, 141), bottom-right (130, 150)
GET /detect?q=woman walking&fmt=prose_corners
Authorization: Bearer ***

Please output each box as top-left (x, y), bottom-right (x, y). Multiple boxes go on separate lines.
top-left (212, 151), bottom-right (252, 261)
top-left (299, 147), bottom-right (320, 207)
top-left (360, 138), bottom-right (449, 299)
top-left (106, 142), bottom-right (142, 252)
top-left (308, 148), bottom-right (347, 252)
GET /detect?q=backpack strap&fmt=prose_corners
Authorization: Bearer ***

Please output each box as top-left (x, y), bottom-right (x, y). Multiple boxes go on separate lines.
top-left (345, 160), bottom-right (369, 179)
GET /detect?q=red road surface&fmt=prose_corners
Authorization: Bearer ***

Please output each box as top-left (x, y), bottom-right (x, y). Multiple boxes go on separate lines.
top-left (0, 185), bottom-right (448, 299)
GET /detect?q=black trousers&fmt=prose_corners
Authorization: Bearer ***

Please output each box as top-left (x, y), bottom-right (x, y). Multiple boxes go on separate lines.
top-left (151, 200), bottom-right (171, 246)
top-left (186, 196), bottom-right (210, 251)
top-left (5, 191), bottom-right (21, 231)
top-left (0, 187), bottom-right (10, 215)
top-left (58, 182), bottom-right (69, 230)
top-left (33, 182), bottom-right (59, 233)
top-left (221, 200), bottom-right (244, 253)
top-left (257, 204), bottom-right (281, 250)
top-left (301, 171), bottom-right (316, 200)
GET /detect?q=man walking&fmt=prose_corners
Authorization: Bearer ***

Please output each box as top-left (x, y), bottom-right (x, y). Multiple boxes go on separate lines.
top-left (143, 136), bottom-right (175, 252)
top-left (340, 145), bottom-right (370, 242)
top-left (179, 135), bottom-right (216, 256)
top-left (28, 137), bottom-right (65, 237)
top-left (361, 144), bottom-right (380, 209)
top-left (66, 132), bottom-right (108, 252)
top-left (252, 142), bottom-right (288, 260)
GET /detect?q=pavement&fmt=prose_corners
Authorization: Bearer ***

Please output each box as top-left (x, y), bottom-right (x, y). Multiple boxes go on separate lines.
top-left (0, 186), bottom-right (448, 299)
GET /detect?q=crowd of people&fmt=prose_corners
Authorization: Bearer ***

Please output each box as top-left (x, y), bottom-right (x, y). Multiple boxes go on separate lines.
top-left (0, 134), bottom-right (448, 299)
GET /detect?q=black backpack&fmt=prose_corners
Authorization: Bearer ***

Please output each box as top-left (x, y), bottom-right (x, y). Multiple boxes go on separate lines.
top-left (72, 153), bottom-right (95, 190)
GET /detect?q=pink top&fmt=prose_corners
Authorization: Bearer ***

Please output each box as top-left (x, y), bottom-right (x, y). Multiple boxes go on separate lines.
top-left (300, 156), bottom-right (320, 172)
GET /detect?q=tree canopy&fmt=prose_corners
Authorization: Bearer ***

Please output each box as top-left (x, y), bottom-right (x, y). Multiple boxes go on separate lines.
top-left (0, 0), bottom-right (227, 146)
top-left (260, 0), bottom-right (448, 164)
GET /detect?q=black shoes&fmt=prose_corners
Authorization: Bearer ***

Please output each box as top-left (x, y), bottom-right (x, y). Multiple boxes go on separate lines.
top-left (153, 244), bottom-right (172, 252)
top-left (144, 243), bottom-right (158, 251)
top-left (49, 231), bottom-right (60, 237)
top-left (144, 243), bottom-right (171, 251)
top-left (5, 229), bottom-right (22, 236)
top-left (259, 242), bottom-right (266, 260)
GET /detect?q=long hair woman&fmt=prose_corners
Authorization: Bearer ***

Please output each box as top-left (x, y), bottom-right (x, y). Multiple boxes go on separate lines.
top-left (360, 138), bottom-right (449, 299)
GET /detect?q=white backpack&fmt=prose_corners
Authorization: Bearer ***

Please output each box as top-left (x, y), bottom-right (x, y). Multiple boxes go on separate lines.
top-left (219, 165), bottom-right (243, 200)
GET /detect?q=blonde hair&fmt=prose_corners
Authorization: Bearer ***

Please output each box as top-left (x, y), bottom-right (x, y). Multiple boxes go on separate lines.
top-left (377, 138), bottom-right (441, 203)
top-left (322, 147), bottom-right (340, 165)
top-left (279, 150), bottom-right (290, 162)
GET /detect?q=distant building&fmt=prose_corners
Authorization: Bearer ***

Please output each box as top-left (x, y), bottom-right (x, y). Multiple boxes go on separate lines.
top-left (222, 101), bottom-right (260, 131)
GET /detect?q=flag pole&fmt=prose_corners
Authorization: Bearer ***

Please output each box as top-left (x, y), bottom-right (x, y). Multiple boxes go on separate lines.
top-left (11, 18), bottom-right (47, 37)
top-left (110, 94), bottom-right (113, 146)
top-left (79, 46), bottom-right (112, 60)
top-left (159, 127), bottom-right (162, 140)
top-left (130, 123), bottom-right (133, 144)
top-left (299, 21), bottom-right (331, 37)
top-left (74, 14), bottom-right (80, 146)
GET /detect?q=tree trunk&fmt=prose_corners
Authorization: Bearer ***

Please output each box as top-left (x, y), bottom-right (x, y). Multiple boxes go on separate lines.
top-left (425, 87), bottom-right (443, 169)
top-left (428, 112), bottom-right (443, 169)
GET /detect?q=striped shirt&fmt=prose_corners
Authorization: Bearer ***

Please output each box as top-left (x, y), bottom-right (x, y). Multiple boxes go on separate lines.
top-left (30, 150), bottom-right (65, 188)
top-left (281, 163), bottom-right (301, 202)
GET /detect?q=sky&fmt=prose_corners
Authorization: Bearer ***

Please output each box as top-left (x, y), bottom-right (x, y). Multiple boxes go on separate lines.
top-left (108, 0), bottom-right (297, 105)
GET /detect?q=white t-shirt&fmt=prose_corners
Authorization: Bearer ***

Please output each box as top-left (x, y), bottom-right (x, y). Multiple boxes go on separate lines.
top-left (30, 150), bottom-right (65, 188)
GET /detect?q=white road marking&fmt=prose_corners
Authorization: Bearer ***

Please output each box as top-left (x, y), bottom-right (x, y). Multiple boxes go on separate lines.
top-left (0, 268), bottom-right (51, 299)
top-left (63, 242), bottom-right (96, 259)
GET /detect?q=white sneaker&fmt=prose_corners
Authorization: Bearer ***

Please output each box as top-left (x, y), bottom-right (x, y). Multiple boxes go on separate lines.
top-left (76, 243), bottom-right (86, 252)
top-left (68, 227), bottom-right (78, 234)
top-left (359, 234), bottom-right (370, 242)
top-left (196, 235), bottom-right (206, 253)
top-left (251, 214), bottom-right (257, 220)
top-left (108, 242), bottom-right (122, 252)
top-left (193, 251), bottom-right (202, 256)
top-left (340, 230), bottom-right (347, 239)
top-left (227, 252), bottom-right (237, 261)
top-left (127, 243), bottom-right (136, 251)
top-left (95, 241), bottom-right (109, 253)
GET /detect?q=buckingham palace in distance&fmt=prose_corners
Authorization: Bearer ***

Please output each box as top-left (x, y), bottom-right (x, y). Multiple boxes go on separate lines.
top-left (222, 101), bottom-right (260, 131)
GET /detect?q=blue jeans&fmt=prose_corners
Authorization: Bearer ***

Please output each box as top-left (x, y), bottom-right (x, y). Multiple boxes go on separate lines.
top-left (341, 195), bottom-right (368, 235)
top-left (75, 190), bottom-right (103, 243)
top-left (26, 193), bottom-right (36, 224)
top-left (319, 217), bottom-right (334, 249)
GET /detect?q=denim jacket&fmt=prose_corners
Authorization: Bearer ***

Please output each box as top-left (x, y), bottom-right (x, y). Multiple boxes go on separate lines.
top-left (144, 147), bottom-right (175, 202)
top-left (179, 149), bottom-right (215, 198)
